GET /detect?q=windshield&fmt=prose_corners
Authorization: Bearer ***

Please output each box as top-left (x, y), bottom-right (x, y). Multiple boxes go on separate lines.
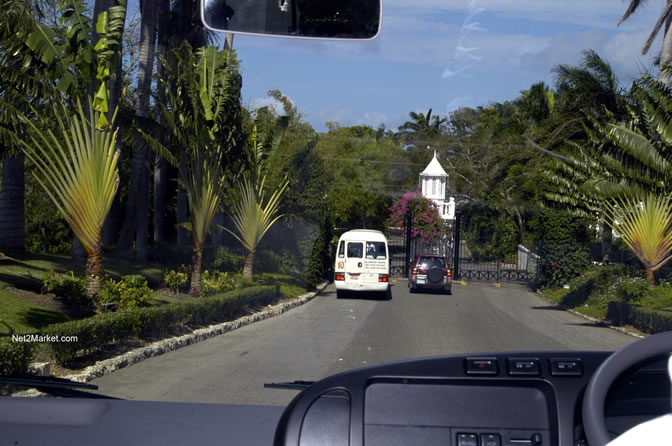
top-left (1, 0), bottom-right (669, 407)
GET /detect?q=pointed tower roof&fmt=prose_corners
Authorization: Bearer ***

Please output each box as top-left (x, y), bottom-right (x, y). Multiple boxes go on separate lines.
top-left (420, 151), bottom-right (448, 176)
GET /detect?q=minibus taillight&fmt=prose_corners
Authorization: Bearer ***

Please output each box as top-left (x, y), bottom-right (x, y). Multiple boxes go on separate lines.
top-left (378, 274), bottom-right (388, 282)
top-left (335, 272), bottom-right (345, 281)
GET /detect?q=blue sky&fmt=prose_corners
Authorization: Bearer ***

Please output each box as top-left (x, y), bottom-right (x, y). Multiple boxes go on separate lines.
top-left (217, 0), bottom-right (664, 132)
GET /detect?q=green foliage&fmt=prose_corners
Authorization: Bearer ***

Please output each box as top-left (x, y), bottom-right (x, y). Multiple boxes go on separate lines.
top-left (254, 249), bottom-right (299, 275)
top-left (532, 208), bottom-right (590, 244)
top-left (208, 247), bottom-right (245, 273)
top-left (149, 242), bottom-right (192, 268)
top-left (200, 270), bottom-right (235, 297)
top-left (41, 270), bottom-right (90, 308)
top-left (306, 209), bottom-right (334, 288)
top-left (163, 265), bottom-right (191, 293)
top-left (460, 204), bottom-right (520, 261)
top-left (316, 124), bottom-right (407, 228)
top-left (610, 276), bottom-right (651, 303)
top-left (0, 339), bottom-right (34, 375)
top-left (539, 243), bottom-right (592, 287)
top-left (607, 301), bottom-right (672, 334)
top-left (98, 275), bottom-right (152, 309)
top-left (45, 286), bottom-right (278, 365)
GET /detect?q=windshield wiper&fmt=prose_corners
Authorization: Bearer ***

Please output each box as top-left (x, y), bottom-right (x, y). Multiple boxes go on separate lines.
top-left (264, 380), bottom-right (315, 390)
top-left (0, 375), bottom-right (120, 399)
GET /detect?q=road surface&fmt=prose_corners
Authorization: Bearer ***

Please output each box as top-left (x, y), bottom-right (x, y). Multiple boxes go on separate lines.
top-left (92, 280), bottom-right (634, 405)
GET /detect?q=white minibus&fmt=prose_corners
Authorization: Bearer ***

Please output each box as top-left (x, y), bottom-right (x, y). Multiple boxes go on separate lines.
top-left (334, 229), bottom-right (390, 298)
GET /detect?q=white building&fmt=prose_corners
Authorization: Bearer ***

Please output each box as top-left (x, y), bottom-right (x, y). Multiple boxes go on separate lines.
top-left (419, 151), bottom-right (455, 220)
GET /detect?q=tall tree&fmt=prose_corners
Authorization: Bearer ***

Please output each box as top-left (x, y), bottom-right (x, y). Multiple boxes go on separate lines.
top-left (152, 0), bottom-right (171, 244)
top-left (545, 50), bottom-right (628, 261)
top-left (139, 43), bottom-right (244, 295)
top-left (114, 0), bottom-right (157, 260)
top-left (397, 108), bottom-right (447, 145)
top-left (21, 99), bottom-right (120, 296)
top-left (618, 0), bottom-right (672, 85)
top-left (0, 0), bottom-right (125, 253)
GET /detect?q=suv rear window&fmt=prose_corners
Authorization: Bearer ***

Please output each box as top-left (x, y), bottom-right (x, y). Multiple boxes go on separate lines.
top-left (419, 257), bottom-right (445, 268)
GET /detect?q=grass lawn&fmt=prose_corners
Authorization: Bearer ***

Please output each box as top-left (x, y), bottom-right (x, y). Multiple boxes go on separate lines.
top-left (255, 273), bottom-right (309, 299)
top-left (0, 248), bottom-right (312, 336)
top-left (541, 286), bottom-right (609, 319)
top-left (0, 251), bottom-right (165, 291)
top-left (0, 287), bottom-right (69, 336)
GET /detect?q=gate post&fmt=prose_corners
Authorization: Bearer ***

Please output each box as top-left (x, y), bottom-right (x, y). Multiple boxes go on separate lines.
top-left (452, 212), bottom-right (461, 280)
top-left (404, 208), bottom-right (413, 276)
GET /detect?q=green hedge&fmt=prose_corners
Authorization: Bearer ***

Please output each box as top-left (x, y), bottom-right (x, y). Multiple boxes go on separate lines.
top-left (607, 301), bottom-right (672, 334)
top-left (0, 339), bottom-right (34, 375)
top-left (45, 285), bottom-right (278, 365)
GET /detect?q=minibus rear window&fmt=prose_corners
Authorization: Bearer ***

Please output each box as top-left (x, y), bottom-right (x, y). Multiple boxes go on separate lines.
top-left (366, 242), bottom-right (386, 259)
top-left (347, 242), bottom-right (363, 258)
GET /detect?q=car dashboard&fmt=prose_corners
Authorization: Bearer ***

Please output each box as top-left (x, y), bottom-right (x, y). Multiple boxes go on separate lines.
top-left (1, 351), bottom-right (669, 446)
top-left (276, 351), bottom-right (670, 446)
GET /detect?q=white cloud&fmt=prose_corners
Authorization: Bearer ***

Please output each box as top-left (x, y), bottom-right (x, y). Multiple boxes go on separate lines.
top-left (385, 0), bottom-right (663, 30)
top-left (316, 106), bottom-right (403, 131)
top-left (247, 97), bottom-right (286, 115)
top-left (357, 112), bottom-right (389, 127)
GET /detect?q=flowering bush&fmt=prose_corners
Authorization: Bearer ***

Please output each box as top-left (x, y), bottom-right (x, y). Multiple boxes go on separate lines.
top-left (98, 275), bottom-right (152, 309)
top-left (200, 270), bottom-right (236, 297)
top-left (609, 276), bottom-right (650, 303)
top-left (163, 265), bottom-right (191, 293)
top-left (388, 190), bottom-right (446, 243)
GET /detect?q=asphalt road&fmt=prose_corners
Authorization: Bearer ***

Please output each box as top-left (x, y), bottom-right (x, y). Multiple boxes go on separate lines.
top-left (92, 280), bottom-right (635, 406)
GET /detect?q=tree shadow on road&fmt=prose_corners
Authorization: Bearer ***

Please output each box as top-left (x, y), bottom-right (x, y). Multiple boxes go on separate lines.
top-left (530, 305), bottom-right (565, 311)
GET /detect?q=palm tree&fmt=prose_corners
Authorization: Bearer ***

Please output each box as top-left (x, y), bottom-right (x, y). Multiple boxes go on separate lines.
top-left (397, 109), bottom-right (447, 144)
top-left (553, 50), bottom-right (625, 124)
top-left (603, 194), bottom-right (672, 286)
top-left (546, 50), bottom-right (629, 262)
top-left (544, 74), bottom-right (672, 271)
top-left (20, 99), bottom-right (120, 295)
top-left (223, 110), bottom-right (289, 280)
top-left (514, 82), bottom-right (555, 126)
top-left (138, 43), bottom-right (243, 295)
top-left (0, 0), bottom-right (125, 253)
top-left (618, 0), bottom-right (672, 85)
top-left (226, 176), bottom-right (289, 280)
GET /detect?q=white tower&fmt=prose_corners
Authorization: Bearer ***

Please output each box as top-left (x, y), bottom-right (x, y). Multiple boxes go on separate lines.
top-left (420, 151), bottom-right (455, 220)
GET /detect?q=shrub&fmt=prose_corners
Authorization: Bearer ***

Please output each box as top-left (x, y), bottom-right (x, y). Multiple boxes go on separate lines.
top-left (98, 275), bottom-right (152, 309)
top-left (0, 339), bottom-right (34, 375)
top-left (208, 247), bottom-right (245, 273)
top-left (607, 301), bottom-right (672, 334)
top-left (645, 283), bottom-right (672, 310)
top-left (610, 276), bottom-right (650, 303)
top-left (538, 242), bottom-right (592, 287)
top-left (163, 265), bottom-right (191, 293)
top-left (42, 270), bottom-right (90, 308)
top-left (45, 286), bottom-right (278, 365)
top-left (200, 270), bottom-right (235, 297)
top-left (560, 270), bottom-right (598, 308)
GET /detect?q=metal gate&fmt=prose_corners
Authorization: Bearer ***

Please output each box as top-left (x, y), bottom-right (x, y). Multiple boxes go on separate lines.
top-left (452, 208), bottom-right (539, 284)
top-left (388, 209), bottom-right (454, 277)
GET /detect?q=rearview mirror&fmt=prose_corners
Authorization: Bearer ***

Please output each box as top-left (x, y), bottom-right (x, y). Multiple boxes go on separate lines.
top-left (201, 0), bottom-right (381, 40)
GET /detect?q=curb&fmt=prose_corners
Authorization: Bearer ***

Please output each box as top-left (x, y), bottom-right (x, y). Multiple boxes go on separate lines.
top-left (15, 282), bottom-right (330, 396)
top-left (535, 289), bottom-right (645, 339)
